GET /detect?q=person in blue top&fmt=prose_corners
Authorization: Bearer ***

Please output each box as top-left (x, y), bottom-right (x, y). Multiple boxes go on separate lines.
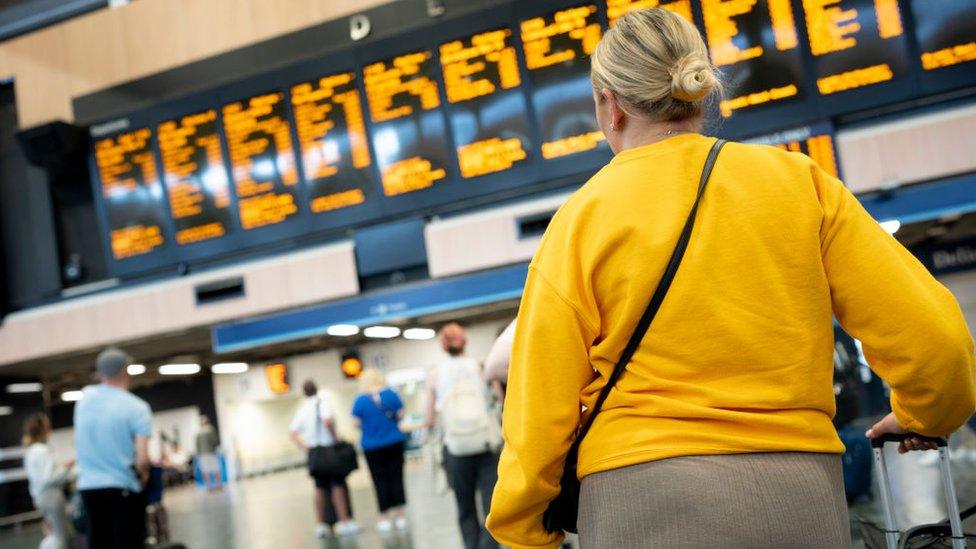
top-left (74, 347), bottom-right (152, 549)
top-left (352, 369), bottom-right (408, 533)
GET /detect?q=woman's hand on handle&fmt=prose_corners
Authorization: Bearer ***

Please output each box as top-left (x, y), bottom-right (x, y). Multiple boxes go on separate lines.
top-left (866, 412), bottom-right (941, 453)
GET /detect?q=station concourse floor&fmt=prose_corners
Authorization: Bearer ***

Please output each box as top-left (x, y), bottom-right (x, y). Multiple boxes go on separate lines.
top-left (3, 448), bottom-right (976, 549)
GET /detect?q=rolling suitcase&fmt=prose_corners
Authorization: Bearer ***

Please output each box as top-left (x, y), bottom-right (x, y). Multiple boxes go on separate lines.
top-left (858, 433), bottom-right (975, 549)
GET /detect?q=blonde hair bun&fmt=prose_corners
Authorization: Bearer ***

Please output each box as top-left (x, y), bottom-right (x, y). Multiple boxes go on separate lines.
top-left (590, 8), bottom-right (721, 120)
top-left (671, 54), bottom-right (718, 102)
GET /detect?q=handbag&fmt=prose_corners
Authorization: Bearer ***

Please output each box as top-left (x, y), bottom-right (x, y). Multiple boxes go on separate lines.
top-left (542, 138), bottom-right (727, 534)
top-left (307, 397), bottom-right (359, 477)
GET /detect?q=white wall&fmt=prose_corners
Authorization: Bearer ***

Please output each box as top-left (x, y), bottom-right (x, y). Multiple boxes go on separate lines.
top-left (46, 405), bottom-right (202, 463)
top-left (211, 318), bottom-right (512, 476)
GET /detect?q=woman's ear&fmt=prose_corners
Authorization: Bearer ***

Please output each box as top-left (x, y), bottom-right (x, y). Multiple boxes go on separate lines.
top-left (601, 88), bottom-right (623, 132)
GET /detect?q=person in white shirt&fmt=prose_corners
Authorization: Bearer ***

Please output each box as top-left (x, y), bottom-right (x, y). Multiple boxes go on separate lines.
top-left (23, 413), bottom-right (73, 549)
top-left (290, 379), bottom-right (360, 538)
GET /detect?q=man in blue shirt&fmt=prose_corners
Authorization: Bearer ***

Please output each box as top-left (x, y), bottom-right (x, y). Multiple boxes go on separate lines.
top-left (75, 347), bottom-right (152, 549)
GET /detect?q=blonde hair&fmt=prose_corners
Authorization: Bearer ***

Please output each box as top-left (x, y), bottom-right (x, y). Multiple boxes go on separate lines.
top-left (360, 368), bottom-right (386, 393)
top-left (590, 8), bottom-right (721, 121)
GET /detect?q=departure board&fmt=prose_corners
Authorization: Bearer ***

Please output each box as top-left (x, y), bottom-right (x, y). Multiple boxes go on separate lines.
top-left (291, 72), bottom-right (372, 214)
top-left (700, 0), bottom-right (805, 117)
top-left (911, 0), bottom-right (976, 71)
top-left (606, 0), bottom-right (692, 25)
top-left (222, 92), bottom-right (302, 230)
top-left (440, 28), bottom-right (532, 179)
top-left (746, 124), bottom-right (840, 178)
top-left (521, 5), bottom-right (606, 160)
top-left (157, 109), bottom-right (235, 245)
top-left (801, 0), bottom-right (911, 96)
top-left (93, 128), bottom-right (169, 260)
top-left (363, 51), bottom-right (451, 196)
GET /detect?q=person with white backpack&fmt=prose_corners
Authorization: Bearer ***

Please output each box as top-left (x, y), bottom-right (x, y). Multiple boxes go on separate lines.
top-left (425, 323), bottom-right (502, 549)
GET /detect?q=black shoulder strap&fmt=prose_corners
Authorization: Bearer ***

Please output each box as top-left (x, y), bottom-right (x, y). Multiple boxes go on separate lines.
top-left (565, 138), bottom-right (726, 465)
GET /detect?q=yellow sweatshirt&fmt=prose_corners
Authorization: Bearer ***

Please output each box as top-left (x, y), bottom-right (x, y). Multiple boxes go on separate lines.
top-left (486, 134), bottom-right (976, 548)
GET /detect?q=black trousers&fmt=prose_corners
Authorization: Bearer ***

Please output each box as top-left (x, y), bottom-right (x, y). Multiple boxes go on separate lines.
top-left (80, 488), bottom-right (146, 549)
top-left (364, 441), bottom-right (406, 512)
top-left (444, 449), bottom-right (500, 549)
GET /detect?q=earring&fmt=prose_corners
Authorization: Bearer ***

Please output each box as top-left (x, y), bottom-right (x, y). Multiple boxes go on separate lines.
top-left (609, 124), bottom-right (616, 132)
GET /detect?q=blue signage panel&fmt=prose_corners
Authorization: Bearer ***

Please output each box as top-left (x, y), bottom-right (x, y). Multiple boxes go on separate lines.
top-left (212, 263), bottom-right (529, 354)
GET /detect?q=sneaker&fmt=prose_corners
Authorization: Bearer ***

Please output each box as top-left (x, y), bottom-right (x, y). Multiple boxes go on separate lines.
top-left (336, 521), bottom-right (361, 537)
top-left (314, 523), bottom-right (331, 539)
top-left (376, 520), bottom-right (393, 534)
top-left (394, 517), bottom-right (408, 531)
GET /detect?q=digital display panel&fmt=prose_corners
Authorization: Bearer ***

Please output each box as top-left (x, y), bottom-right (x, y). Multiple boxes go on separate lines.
top-left (440, 28), bottom-right (532, 179)
top-left (363, 51), bottom-right (451, 196)
top-left (157, 109), bottom-right (235, 246)
top-left (700, 0), bottom-right (805, 117)
top-left (911, 0), bottom-right (976, 71)
top-left (605, 0), bottom-right (692, 25)
top-left (801, 0), bottom-right (911, 96)
top-left (93, 128), bottom-right (169, 260)
top-left (291, 72), bottom-right (373, 214)
top-left (222, 92), bottom-right (302, 230)
top-left (521, 4), bottom-right (606, 160)
top-left (746, 124), bottom-right (840, 178)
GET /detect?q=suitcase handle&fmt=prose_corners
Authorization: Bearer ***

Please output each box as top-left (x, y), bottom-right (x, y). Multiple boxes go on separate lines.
top-left (871, 433), bottom-right (965, 549)
top-left (869, 433), bottom-right (947, 448)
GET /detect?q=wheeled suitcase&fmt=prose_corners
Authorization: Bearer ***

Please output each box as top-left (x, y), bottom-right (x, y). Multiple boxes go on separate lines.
top-left (858, 433), bottom-right (975, 549)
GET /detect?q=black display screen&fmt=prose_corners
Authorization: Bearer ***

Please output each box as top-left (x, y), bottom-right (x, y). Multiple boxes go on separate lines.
top-left (221, 92), bottom-right (302, 230)
top-left (440, 28), bottom-right (533, 179)
top-left (521, 4), bottom-right (606, 160)
top-left (800, 0), bottom-right (911, 96)
top-left (291, 72), bottom-right (374, 214)
top-left (699, 0), bottom-right (806, 117)
top-left (157, 109), bottom-right (235, 246)
top-left (911, 0), bottom-right (976, 71)
top-left (87, 0), bottom-right (976, 279)
top-left (92, 128), bottom-right (169, 260)
top-left (362, 51), bottom-right (451, 197)
top-left (745, 123), bottom-right (840, 178)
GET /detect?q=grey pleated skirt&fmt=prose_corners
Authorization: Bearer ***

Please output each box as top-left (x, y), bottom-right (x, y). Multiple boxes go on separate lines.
top-left (578, 452), bottom-right (852, 549)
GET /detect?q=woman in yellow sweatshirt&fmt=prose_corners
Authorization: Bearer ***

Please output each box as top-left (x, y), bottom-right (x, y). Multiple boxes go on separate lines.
top-left (486, 8), bottom-right (976, 549)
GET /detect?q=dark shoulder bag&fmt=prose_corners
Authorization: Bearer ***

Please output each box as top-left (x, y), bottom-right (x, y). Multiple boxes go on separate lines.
top-left (542, 139), bottom-right (727, 534)
top-left (309, 397), bottom-right (360, 477)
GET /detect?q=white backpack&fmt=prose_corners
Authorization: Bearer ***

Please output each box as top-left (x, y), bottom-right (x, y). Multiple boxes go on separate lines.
top-left (440, 363), bottom-right (502, 456)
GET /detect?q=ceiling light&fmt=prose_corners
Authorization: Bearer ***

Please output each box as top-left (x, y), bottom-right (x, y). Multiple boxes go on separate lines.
top-left (127, 364), bottom-right (146, 376)
top-left (6, 382), bottom-right (42, 393)
top-left (880, 219), bottom-right (901, 234)
top-left (327, 324), bottom-right (360, 337)
top-left (159, 363), bottom-right (201, 375)
top-left (212, 362), bottom-right (249, 374)
top-left (0, 406), bottom-right (12, 416)
top-left (363, 326), bottom-right (401, 339)
top-left (61, 390), bottom-right (84, 402)
top-left (403, 328), bottom-right (436, 340)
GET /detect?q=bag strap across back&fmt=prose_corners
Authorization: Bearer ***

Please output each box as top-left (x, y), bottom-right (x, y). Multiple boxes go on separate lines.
top-left (563, 138), bottom-right (726, 468)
